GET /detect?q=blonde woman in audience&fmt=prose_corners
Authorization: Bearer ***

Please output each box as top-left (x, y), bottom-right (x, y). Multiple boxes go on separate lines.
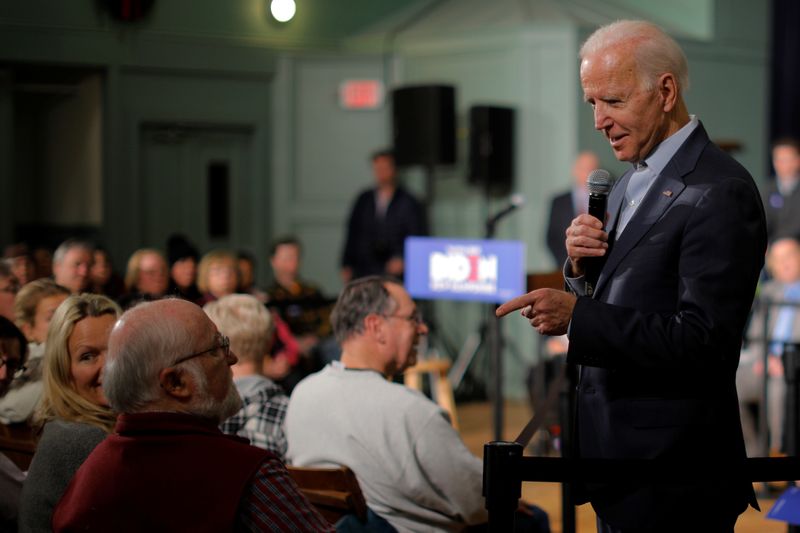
top-left (0, 280), bottom-right (70, 424)
top-left (118, 248), bottom-right (169, 308)
top-left (18, 294), bottom-right (120, 533)
top-left (196, 249), bottom-right (239, 305)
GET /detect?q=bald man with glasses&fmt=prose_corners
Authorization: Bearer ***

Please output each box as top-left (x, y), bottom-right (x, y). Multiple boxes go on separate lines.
top-left (52, 298), bottom-right (332, 532)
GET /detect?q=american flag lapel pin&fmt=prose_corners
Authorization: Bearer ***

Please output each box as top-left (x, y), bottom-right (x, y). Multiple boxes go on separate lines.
top-left (662, 190), bottom-right (673, 197)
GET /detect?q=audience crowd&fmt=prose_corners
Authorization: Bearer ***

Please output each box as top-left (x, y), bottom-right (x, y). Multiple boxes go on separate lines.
top-left (1, 132), bottom-right (798, 531)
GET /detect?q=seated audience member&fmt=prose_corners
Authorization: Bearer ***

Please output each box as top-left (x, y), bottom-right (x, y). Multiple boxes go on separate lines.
top-left (118, 248), bottom-right (169, 309)
top-left (167, 234), bottom-right (202, 303)
top-left (197, 249), bottom-right (240, 305)
top-left (286, 276), bottom-right (549, 533)
top-left (51, 298), bottom-right (332, 532)
top-left (0, 262), bottom-right (19, 321)
top-left (0, 450), bottom-right (25, 532)
top-left (18, 294), bottom-right (120, 533)
top-left (204, 294), bottom-right (289, 458)
top-left (0, 317), bottom-right (27, 399)
top-left (88, 247), bottom-right (125, 300)
top-left (266, 236), bottom-right (335, 362)
top-left (738, 237), bottom-right (800, 455)
top-left (0, 280), bottom-right (69, 424)
top-left (3, 243), bottom-right (36, 286)
top-left (198, 249), bottom-right (301, 391)
top-left (31, 247), bottom-right (53, 282)
top-left (51, 239), bottom-right (93, 295)
top-left (237, 250), bottom-right (268, 303)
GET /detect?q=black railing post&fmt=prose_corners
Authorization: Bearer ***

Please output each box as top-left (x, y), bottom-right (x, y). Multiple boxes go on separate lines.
top-left (483, 441), bottom-right (522, 532)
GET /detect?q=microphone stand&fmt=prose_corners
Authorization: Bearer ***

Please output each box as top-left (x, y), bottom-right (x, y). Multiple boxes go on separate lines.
top-left (485, 215), bottom-right (505, 442)
top-left (447, 196), bottom-right (521, 441)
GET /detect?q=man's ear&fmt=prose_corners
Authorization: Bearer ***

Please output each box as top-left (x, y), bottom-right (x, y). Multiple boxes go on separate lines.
top-left (20, 323), bottom-right (34, 343)
top-left (158, 367), bottom-right (194, 400)
top-left (659, 73), bottom-right (679, 112)
top-left (364, 314), bottom-right (386, 343)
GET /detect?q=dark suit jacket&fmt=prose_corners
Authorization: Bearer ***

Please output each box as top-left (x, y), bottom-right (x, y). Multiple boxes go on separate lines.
top-left (566, 123), bottom-right (765, 529)
top-left (546, 191), bottom-right (575, 267)
top-left (341, 186), bottom-right (428, 279)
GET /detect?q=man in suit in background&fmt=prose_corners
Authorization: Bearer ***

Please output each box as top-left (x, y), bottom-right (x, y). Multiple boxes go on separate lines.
top-left (340, 149), bottom-right (428, 282)
top-left (763, 138), bottom-right (800, 243)
top-left (546, 151), bottom-right (600, 267)
top-left (497, 20), bottom-right (765, 531)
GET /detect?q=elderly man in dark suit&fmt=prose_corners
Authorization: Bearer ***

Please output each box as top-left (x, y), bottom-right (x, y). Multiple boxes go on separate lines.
top-left (498, 20), bottom-right (765, 532)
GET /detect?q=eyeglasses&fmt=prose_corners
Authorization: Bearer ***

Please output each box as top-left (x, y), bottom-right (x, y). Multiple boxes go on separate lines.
top-left (172, 335), bottom-right (230, 366)
top-left (384, 308), bottom-right (423, 326)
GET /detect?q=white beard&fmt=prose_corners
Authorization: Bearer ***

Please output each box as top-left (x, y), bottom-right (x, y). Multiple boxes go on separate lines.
top-left (186, 365), bottom-right (243, 423)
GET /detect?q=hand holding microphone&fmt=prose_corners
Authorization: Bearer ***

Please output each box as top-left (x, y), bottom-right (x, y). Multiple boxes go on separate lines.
top-left (566, 169), bottom-right (613, 294)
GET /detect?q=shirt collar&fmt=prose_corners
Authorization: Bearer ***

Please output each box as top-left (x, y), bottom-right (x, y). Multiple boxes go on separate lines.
top-left (636, 115), bottom-right (699, 175)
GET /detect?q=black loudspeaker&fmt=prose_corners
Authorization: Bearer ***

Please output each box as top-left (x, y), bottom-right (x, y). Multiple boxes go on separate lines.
top-left (469, 105), bottom-right (514, 194)
top-left (392, 85), bottom-right (456, 167)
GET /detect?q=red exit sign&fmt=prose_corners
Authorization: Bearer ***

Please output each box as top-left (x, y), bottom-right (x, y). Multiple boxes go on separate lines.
top-left (339, 80), bottom-right (384, 110)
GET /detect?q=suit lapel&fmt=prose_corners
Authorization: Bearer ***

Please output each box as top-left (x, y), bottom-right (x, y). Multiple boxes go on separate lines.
top-left (593, 123), bottom-right (710, 297)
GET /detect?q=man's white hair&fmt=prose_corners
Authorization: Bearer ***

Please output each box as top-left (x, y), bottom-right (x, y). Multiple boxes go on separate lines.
top-left (580, 20), bottom-right (690, 94)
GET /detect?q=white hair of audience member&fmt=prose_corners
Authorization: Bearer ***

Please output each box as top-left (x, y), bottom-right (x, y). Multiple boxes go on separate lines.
top-left (203, 294), bottom-right (273, 366)
top-left (104, 298), bottom-right (204, 414)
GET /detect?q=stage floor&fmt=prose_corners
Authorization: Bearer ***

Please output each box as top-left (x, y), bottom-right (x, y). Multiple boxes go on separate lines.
top-left (457, 401), bottom-right (786, 533)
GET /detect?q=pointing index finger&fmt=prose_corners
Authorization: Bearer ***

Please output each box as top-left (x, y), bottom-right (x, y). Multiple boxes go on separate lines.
top-left (496, 291), bottom-right (540, 318)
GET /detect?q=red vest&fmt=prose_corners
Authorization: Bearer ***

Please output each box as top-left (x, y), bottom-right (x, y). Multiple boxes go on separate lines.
top-left (52, 411), bottom-right (274, 532)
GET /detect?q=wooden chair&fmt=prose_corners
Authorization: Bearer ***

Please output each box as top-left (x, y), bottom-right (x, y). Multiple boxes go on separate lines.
top-left (286, 465), bottom-right (368, 525)
top-left (0, 423), bottom-right (36, 470)
top-left (526, 270), bottom-right (565, 291)
top-left (403, 358), bottom-right (459, 430)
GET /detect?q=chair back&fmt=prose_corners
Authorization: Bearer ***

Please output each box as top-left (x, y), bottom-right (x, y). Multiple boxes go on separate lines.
top-left (0, 423), bottom-right (36, 470)
top-left (287, 464), bottom-right (368, 524)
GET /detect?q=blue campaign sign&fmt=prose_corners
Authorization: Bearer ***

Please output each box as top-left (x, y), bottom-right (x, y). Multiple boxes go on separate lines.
top-left (404, 236), bottom-right (526, 303)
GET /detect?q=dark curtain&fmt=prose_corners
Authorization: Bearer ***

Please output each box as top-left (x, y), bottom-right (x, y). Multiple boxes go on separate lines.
top-left (770, 0), bottom-right (800, 142)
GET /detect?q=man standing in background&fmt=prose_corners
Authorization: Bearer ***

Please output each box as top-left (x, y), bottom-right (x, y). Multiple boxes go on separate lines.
top-left (341, 149), bottom-right (428, 282)
top-left (764, 138), bottom-right (800, 243)
top-left (546, 151), bottom-right (600, 267)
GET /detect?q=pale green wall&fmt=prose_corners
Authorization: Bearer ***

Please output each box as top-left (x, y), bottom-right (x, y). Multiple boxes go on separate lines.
top-left (0, 0), bottom-right (771, 401)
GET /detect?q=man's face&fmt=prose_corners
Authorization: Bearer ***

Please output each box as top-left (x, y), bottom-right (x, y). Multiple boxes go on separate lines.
top-left (769, 239), bottom-right (800, 284)
top-left (773, 145), bottom-right (800, 181)
top-left (53, 247), bottom-right (92, 294)
top-left (572, 152), bottom-right (600, 189)
top-left (581, 49), bottom-right (670, 163)
top-left (186, 316), bottom-right (241, 422)
top-left (372, 155), bottom-right (396, 188)
top-left (270, 244), bottom-right (300, 282)
top-left (381, 283), bottom-right (428, 375)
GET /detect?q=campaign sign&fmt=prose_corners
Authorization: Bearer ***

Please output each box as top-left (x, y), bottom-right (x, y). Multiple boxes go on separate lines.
top-left (404, 237), bottom-right (526, 303)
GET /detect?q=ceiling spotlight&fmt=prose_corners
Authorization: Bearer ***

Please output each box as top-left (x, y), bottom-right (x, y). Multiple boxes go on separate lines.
top-left (270, 0), bottom-right (296, 23)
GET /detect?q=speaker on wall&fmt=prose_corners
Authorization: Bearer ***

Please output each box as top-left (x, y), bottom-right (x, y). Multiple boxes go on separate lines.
top-left (392, 85), bottom-right (456, 167)
top-left (469, 105), bottom-right (514, 194)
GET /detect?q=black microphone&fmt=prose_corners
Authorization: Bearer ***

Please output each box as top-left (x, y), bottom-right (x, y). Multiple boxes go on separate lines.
top-left (486, 193), bottom-right (525, 235)
top-left (584, 169), bottom-right (612, 296)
